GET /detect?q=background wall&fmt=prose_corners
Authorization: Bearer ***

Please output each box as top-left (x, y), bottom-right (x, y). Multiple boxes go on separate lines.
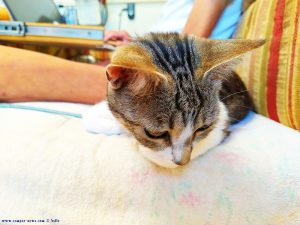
top-left (105, 1), bottom-right (165, 36)
top-left (54, 0), bottom-right (166, 36)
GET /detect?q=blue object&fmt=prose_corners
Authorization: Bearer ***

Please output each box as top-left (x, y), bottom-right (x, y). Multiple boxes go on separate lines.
top-left (65, 6), bottom-right (78, 25)
top-left (0, 103), bottom-right (82, 118)
top-left (210, 0), bottom-right (243, 39)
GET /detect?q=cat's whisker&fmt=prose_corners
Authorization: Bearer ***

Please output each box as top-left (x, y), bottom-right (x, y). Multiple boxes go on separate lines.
top-left (220, 90), bottom-right (249, 101)
top-left (228, 116), bottom-right (240, 122)
top-left (224, 104), bottom-right (254, 110)
top-left (219, 74), bottom-right (231, 82)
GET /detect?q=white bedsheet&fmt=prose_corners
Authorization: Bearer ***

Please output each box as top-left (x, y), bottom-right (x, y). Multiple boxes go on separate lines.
top-left (0, 105), bottom-right (299, 225)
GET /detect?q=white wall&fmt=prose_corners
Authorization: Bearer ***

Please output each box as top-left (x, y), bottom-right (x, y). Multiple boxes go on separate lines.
top-left (105, 1), bottom-right (165, 36)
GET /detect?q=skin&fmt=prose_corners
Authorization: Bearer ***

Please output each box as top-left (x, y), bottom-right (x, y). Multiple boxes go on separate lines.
top-left (0, 45), bottom-right (107, 104)
top-left (182, 0), bottom-right (229, 37)
top-left (104, 30), bottom-right (132, 46)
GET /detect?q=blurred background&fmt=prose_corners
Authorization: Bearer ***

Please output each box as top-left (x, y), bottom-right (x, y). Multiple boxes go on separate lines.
top-left (0, 0), bottom-right (166, 36)
top-left (0, 0), bottom-right (166, 63)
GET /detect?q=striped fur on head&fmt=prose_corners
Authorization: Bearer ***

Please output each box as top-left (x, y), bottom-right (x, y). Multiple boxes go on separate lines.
top-left (106, 33), bottom-right (264, 168)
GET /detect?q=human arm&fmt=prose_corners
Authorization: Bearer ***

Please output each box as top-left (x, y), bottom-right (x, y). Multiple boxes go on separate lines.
top-left (182, 0), bottom-right (230, 37)
top-left (104, 30), bottom-right (132, 46)
top-left (0, 45), bottom-right (107, 104)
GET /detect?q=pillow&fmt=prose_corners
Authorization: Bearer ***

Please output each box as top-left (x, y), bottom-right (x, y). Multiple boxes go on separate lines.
top-left (236, 0), bottom-right (300, 131)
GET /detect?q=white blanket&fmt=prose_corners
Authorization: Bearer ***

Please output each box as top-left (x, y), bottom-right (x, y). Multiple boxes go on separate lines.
top-left (0, 105), bottom-right (300, 225)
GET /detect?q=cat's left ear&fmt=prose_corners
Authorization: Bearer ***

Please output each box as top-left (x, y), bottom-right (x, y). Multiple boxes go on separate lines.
top-left (196, 38), bottom-right (265, 73)
top-left (106, 64), bottom-right (165, 92)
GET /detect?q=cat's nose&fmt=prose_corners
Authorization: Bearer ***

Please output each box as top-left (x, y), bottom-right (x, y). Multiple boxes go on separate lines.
top-left (172, 146), bottom-right (192, 166)
top-left (173, 158), bottom-right (190, 166)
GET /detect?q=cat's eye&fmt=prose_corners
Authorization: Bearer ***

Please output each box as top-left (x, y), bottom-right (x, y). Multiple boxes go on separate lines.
top-left (195, 124), bottom-right (211, 132)
top-left (144, 128), bottom-right (168, 139)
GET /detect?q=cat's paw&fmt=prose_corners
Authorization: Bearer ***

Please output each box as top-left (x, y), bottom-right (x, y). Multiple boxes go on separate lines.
top-left (82, 101), bottom-right (124, 135)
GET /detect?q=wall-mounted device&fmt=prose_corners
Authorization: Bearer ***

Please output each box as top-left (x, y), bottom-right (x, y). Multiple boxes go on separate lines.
top-left (127, 3), bottom-right (135, 20)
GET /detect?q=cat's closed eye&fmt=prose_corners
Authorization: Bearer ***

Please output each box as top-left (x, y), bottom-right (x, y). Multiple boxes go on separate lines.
top-left (144, 128), bottom-right (169, 139)
top-left (195, 124), bottom-right (211, 133)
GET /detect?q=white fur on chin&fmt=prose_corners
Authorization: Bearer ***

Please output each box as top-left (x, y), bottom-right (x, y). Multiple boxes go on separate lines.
top-left (139, 146), bottom-right (178, 168)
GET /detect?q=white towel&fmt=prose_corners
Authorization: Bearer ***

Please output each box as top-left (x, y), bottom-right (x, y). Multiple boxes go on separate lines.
top-left (82, 101), bottom-right (124, 135)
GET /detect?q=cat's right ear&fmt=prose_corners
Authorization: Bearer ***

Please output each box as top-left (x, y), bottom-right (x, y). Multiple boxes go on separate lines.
top-left (106, 64), bottom-right (165, 92)
top-left (196, 38), bottom-right (265, 73)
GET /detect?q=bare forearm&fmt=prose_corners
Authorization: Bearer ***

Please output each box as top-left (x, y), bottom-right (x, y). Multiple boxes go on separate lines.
top-left (0, 45), bottom-right (107, 104)
top-left (183, 0), bottom-right (228, 37)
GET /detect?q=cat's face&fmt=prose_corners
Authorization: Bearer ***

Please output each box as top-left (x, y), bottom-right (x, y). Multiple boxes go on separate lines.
top-left (106, 33), bottom-right (264, 168)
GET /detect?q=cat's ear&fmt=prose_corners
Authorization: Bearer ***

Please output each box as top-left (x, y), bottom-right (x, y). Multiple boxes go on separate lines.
top-left (197, 38), bottom-right (265, 72)
top-left (106, 64), bottom-right (165, 92)
top-left (106, 44), bottom-right (166, 92)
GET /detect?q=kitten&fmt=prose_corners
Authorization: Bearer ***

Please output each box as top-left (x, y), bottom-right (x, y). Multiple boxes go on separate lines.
top-left (83, 33), bottom-right (264, 168)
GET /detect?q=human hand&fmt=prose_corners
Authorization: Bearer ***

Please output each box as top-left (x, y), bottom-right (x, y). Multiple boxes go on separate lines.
top-left (104, 30), bottom-right (133, 46)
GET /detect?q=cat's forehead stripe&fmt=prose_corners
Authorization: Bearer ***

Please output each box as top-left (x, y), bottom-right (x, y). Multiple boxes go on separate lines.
top-left (138, 36), bottom-right (199, 78)
top-left (138, 40), bottom-right (173, 74)
top-left (168, 114), bottom-right (175, 129)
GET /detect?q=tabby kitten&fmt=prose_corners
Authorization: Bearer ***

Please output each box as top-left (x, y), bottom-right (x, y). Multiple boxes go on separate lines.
top-left (94, 33), bottom-right (263, 168)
